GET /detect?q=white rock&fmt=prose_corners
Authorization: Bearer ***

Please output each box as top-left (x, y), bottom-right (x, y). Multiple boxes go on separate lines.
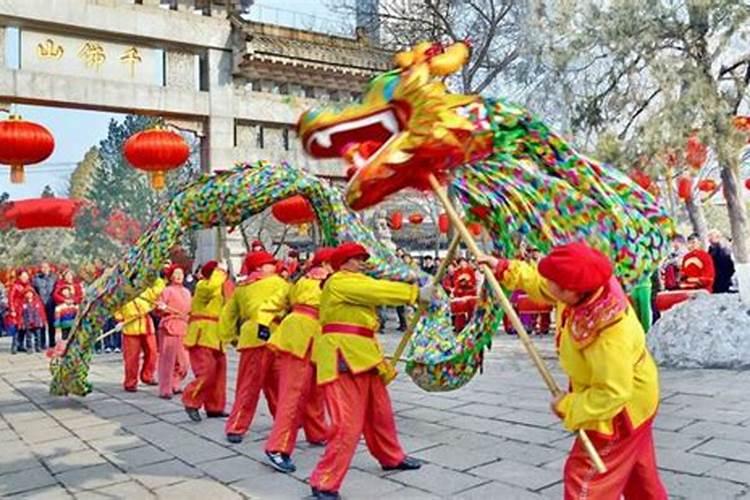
top-left (648, 293), bottom-right (750, 369)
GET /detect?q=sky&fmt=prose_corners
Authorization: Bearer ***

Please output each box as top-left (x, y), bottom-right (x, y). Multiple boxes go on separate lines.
top-left (0, 1), bottom-right (339, 201)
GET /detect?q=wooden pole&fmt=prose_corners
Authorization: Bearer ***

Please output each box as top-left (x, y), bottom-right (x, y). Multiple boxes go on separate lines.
top-left (389, 233), bottom-right (461, 364)
top-left (427, 174), bottom-right (606, 474)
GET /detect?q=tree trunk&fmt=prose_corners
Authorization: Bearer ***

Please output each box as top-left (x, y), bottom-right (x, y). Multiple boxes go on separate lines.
top-left (719, 161), bottom-right (750, 304)
top-left (684, 195), bottom-right (708, 242)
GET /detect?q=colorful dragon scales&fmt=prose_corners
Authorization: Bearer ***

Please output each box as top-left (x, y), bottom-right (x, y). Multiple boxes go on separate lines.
top-left (51, 41), bottom-right (671, 397)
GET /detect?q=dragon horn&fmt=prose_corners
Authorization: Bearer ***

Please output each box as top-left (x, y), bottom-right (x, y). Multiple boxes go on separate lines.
top-left (428, 42), bottom-right (470, 76)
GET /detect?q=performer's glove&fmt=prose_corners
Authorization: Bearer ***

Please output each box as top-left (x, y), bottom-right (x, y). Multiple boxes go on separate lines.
top-left (114, 322), bottom-right (124, 332)
top-left (418, 284), bottom-right (435, 304)
top-left (218, 261), bottom-right (228, 272)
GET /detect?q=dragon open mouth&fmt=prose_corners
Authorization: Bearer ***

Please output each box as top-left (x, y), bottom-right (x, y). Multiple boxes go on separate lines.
top-left (304, 108), bottom-right (401, 160)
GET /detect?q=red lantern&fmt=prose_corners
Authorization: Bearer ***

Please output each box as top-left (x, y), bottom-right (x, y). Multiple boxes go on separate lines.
top-left (438, 213), bottom-right (449, 234)
top-left (409, 213), bottom-right (424, 224)
top-left (0, 198), bottom-right (82, 230)
top-left (389, 212), bottom-right (403, 230)
top-left (0, 115), bottom-right (55, 184)
top-left (697, 179), bottom-right (717, 193)
top-left (468, 222), bottom-right (482, 236)
top-left (733, 116), bottom-right (750, 132)
top-left (271, 195), bottom-right (316, 225)
top-left (677, 176), bottom-right (692, 200)
top-left (123, 128), bottom-right (189, 190)
top-left (631, 170), bottom-right (652, 190)
top-left (745, 179), bottom-right (750, 190)
top-left (685, 134), bottom-right (707, 170)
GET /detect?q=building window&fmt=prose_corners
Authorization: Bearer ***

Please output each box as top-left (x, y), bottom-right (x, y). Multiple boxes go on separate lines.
top-left (256, 125), bottom-right (264, 149)
top-left (283, 129), bottom-right (290, 151)
top-left (304, 86), bottom-right (315, 98)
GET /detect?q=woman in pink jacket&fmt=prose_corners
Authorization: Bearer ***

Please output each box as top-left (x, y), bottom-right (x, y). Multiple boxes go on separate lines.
top-left (156, 265), bottom-right (192, 399)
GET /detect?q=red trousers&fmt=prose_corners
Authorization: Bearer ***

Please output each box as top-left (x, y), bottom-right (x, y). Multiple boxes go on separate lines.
top-left (564, 419), bottom-right (667, 500)
top-left (122, 334), bottom-right (158, 391)
top-left (182, 346), bottom-right (227, 413)
top-left (158, 333), bottom-right (189, 397)
top-left (225, 346), bottom-right (279, 436)
top-left (265, 352), bottom-right (328, 455)
top-left (309, 370), bottom-right (405, 493)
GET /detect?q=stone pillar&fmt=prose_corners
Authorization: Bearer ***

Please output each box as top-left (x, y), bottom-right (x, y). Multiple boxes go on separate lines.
top-left (0, 26), bottom-right (5, 68)
top-left (195, 46), bottom-right (239, 268)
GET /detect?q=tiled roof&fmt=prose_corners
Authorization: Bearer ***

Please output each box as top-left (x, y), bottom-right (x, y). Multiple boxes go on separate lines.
top-left (235, 20), bottom-right (393, 76)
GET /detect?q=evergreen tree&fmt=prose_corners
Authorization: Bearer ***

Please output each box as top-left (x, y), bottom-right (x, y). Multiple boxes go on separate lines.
top-left (41, 185), bottom-right (55, 198)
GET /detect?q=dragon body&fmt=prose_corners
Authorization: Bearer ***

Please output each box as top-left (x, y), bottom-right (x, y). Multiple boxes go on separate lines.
top-left (53, 42), bottom-right (671, 396)
top-left (51, 163), bottom-right (496, 396)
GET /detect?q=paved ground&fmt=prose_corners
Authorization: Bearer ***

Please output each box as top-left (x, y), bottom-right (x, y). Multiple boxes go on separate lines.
top-left (1, 332), bottom-right (749, 499)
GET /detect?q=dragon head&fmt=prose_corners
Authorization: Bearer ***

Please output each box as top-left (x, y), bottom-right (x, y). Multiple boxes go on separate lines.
top-left (298, 41), bottom-right (493, 210)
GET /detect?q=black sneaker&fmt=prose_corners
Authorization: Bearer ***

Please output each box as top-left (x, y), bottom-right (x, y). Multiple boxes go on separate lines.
top-left (382, 456), bottom-right (422, 471)
top-left (315, 490), bottom-right (340, 500)
top-left (226, 433), bottom-right (243, 444)
top-left (206, 411), bottom-right (229, 418)
top-left (265, 451), bottom-right (296, 473)
top-left (185, 407), bottom-right (202, 422)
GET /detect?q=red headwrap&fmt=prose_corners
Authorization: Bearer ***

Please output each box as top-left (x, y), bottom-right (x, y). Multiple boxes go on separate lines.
top-left (538, 242), bottom-right (613, 293)
top-left (251, 240), bottom-right (265, 250)
top-left (243, 251), bottom-right (276, 273)
top-left (164, 264), bottom-right (183, 281)
top-left (201, 260), bottom-right (218, 279)
top-left (330, 242), bottom-right (370, 271)
top-left (311, 247), bottom-right (335, 267)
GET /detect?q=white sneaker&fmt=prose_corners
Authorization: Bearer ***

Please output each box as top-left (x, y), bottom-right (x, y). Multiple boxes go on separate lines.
top-left (114, 348), bottom-right (121, 353)
top-left (104, 347), bottom-right (112, 353)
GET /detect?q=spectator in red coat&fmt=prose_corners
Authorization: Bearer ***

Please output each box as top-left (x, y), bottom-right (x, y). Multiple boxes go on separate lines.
top-left (53, 270), bottom-right (84, 305)
top-left (450, 269), bottom-right (478, 332)
top-left (8, 270), bottom-right (45, 353)
top-left (679, 234), bottom-right (715, 292)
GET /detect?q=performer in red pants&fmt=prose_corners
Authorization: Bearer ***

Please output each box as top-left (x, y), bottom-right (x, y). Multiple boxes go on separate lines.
top-left (481, 242), bottom-right (667, 500)
top-left (264, 247), bottom-right (334, 473)
top-left (183, 261), bottom-right (229, 421)
top-left (220, 251), bottom-right (290, 444)
top-left (309, 242), bottom-right (433, 500)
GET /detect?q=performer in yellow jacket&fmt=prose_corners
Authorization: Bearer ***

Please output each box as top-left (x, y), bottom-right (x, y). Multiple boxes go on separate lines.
top-left (264, 247), bottom-right (334, 473)
top-left (220, 251), bottom-right (290, 444)
top-left (183, 261), bottom-right (229, 422)
top-left (114, 277), bottom-right (165, 392)
top-left (309, 242), bottom-right (431, 500)
top-left (480, 242), bottom-right (667, 500)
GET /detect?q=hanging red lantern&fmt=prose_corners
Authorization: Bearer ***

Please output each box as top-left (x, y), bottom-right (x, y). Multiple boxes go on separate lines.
top-left (0, 115), bottom-right (55, 184)
top-left (697, 179), bottom-right (717, 193)
top-left (438, 213), bottom-right (449, 234)
top-left (677, 176), bottom-right (693, 200)
top-left (123, 127), bottom-right (189, 190)
top-left (408, 212), bottom-right (424, 224)
top-left (685, 134), bottom-right (707, 170)
top-left (271, 195), bottom-right (316, 225)
top-left (733, 116), bottom-right (750, 132)
top-left (389, 212), bottom-right (403, 230)
top-left (0, 198), bottom-right (81, 230)
top-left (631, 170), bottom-right (652, 190)
top-left (468, 222), bottom-right (482, 236)
top-left (744, 179), bottom-right (750, 190)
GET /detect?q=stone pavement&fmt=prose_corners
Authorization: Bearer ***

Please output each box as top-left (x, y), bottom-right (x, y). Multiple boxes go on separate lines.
top-left (1, 333), bottom-right (749, 499)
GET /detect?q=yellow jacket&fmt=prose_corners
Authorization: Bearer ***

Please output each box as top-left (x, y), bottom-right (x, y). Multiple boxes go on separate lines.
top-left (219, 275), bottom-right (290, 350)
top-left (268, 276), bottom-right (323, 359)
top-left (114, 279), bottom-right (165, 336)
top-left (184, 269), bottom-right (227, 351)
top-left (314, 271), bottom-right (418, 384)
top-left (499, 260), bottom-right (660, 437)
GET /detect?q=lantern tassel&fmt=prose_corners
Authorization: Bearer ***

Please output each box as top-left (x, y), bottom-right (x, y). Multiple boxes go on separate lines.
top-left (149, 171), bottom-right (166, 190)
top-left (10, 164), bottom-right (25, 184)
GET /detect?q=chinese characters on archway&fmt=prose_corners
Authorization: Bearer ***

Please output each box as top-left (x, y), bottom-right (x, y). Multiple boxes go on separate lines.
top-left (36, 37), bottom-right (142, 75)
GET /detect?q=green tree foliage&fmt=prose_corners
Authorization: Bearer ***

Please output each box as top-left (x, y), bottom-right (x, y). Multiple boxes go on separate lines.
top-left (68, 146), bottom-right (101, 200)
top-left (534, 0), bottom-right (750, 263)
